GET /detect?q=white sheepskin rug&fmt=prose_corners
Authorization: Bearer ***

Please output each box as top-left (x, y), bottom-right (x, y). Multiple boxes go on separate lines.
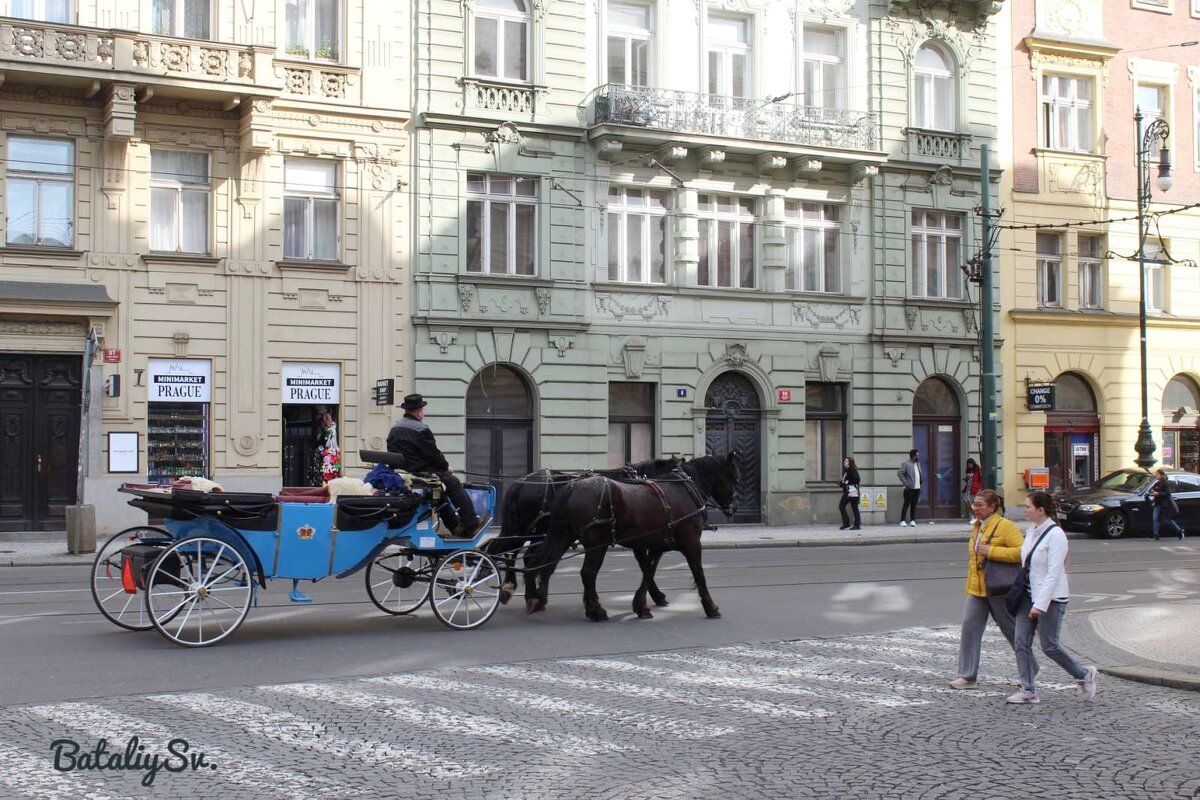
top-left (176, 476), bottom-right (224, 493)
top-left (325, 476), bottom-right (376, 502)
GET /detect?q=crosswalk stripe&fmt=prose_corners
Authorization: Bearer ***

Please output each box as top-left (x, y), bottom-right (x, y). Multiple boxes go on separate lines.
top-left (26, 702), bottom-right (346, 798)
top-left (710, 644), bottom-right (948, 678)
top-left (364, 674), bottom-right (735, 740)
top-left (145, 692), bottom-right (490, 780)
top-left (473, 664), bottom-right (834, 719)
top-left (262, 682), bottom-right (631, 756)
top-left (0, 741), bottom-right (122, 800)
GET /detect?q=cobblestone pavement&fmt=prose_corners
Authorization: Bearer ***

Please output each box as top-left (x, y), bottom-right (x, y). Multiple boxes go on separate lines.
top-left (3, 627), bottom-right (1198, 799)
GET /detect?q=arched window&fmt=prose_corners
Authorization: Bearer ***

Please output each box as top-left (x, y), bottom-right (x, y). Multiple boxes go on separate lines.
top-left (1163, 375), bottom-right (1200, 415)
top-left (914, 43), bottom-right (955, 131)
top-left (474, 0), bottom-right (530, 82)
top-left (465, 365), bottom-right (534, 521)
top-left (913, 376), bottom-right (959, 416)
top-left (1161, 374), bottom-right (1200, 473)
top-left (1053, 372), bottom-right (1096, 412)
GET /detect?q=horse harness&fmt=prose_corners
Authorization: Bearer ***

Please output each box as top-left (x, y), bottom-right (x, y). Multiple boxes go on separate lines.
top-left (581, 469), bottom-right (709, 550)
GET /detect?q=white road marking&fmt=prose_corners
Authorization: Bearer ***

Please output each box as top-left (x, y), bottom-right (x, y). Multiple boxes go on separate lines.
top-left (0, 740), bottom-right (122, 800)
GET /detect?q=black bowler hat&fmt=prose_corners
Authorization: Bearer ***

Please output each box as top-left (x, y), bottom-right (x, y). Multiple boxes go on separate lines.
top-left (401, 393), bottom-right (427, 411)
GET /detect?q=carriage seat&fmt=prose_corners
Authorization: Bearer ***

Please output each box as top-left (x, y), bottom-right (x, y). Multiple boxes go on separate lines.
top-left (335, 493), bottom-right (424, 532)
top-left (276, 486), bottom-right (330, 504)
top-left (169, 488), bottom-right (280, 531)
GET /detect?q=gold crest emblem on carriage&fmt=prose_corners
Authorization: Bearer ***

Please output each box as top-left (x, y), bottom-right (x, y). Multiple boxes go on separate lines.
top-left (297, 524), bottom-right (315, 540)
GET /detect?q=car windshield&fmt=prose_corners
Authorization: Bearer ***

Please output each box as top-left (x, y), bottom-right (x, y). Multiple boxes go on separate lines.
top-left (1094, 470), bottom-right (1154, 493)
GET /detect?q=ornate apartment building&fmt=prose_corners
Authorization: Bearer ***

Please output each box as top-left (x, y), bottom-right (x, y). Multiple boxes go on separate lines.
top-left (0, 1), bottom-right (411, 532)
top-left (412, 0), bottom-right (1003, 524)
top-left (999, 0), bottom-right (1200, 504)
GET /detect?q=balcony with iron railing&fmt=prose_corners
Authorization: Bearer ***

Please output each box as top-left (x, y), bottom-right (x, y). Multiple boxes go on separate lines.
top-left (587, 84), bottom-right (881, 158)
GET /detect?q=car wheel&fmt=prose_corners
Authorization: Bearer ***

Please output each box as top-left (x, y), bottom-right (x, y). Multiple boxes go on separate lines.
top-left (1101, 510), bottom-right (1128, 539)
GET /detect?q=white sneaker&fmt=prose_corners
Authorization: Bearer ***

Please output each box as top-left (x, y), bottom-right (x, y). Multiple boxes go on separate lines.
top-left (1079, 666), bottom-right (1098, 702)
top-left (948, 678), bottom-right (976, 689)
top-left (1005, 689), bottom-right (1040, 704)
top-left (899, 520), bottom-right (908, 527)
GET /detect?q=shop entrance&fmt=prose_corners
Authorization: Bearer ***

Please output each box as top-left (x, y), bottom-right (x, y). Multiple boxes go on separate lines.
top-left (281, 362), bottom-right (342, 488)
top-left (1043, 372), bottom-right (1100, 492)
top-left (1161, 374), bottom-right (1200, 473)
top-left (465, 365), bottom-right (535, 524)
top-left (704, 372), bottom-right (762, 524)
top-left (0, 353), bottom-right (81, 531)
top-left (912, 377), bottom-right (961, 520)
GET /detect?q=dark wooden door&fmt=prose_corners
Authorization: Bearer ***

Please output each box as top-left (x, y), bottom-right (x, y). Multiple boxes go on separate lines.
top-left (912, 420), bottom-right (960, 520)
top-left (705, 372), bottom-right (761, 523)
top-left (0, 354), bottom-right (81, 531)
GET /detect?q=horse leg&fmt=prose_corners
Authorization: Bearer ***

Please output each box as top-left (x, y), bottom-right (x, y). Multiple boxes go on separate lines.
top-left (522, 542), bottom-right (544, 610)
top-left (645, 551), bottom-right (669, 607)
top-left (580, 544), bottom-right (610, 622)
top-left (529, 537), bottom-right (565, 615)
top-left (680, 538), bottom-right (720, 619)
top-left (631, 548), bottom-right (663, 619)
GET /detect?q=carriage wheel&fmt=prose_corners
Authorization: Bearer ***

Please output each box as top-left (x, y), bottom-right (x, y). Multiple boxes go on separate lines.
top-left (365, 547), bottom-right (433, 615)
top-left (429, 550), bottom-right (502, 631)
top-left (144, 537), bottom-right (253, 648)
top-left (91, 526), bottom-right (172, 631)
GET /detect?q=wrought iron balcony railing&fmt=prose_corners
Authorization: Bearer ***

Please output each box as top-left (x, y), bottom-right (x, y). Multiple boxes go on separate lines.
top-left (589, 83), bottom-right (879, 152)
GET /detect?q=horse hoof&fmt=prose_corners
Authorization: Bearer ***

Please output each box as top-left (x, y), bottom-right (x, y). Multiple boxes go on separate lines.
top-left (705, 609), bottom-right (722, 619)
top-left (499, 583), bottom-right (515, 605)
top-left (652, 597), bottom-right (670, 608)
top-left (586, 609), bottom-right (609, 622)
top-left (636, 610), bottom-right (654, 620)
top-left (525, 599), bottom-right (540, 614)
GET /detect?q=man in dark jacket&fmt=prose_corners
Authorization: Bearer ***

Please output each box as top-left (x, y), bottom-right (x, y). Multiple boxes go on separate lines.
top-left (387, 393), bottom-right (480, 538)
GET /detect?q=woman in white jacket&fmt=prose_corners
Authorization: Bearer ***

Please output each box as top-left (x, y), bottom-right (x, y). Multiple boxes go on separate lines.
top-left (1008, 491), bottom-right (1098, 705)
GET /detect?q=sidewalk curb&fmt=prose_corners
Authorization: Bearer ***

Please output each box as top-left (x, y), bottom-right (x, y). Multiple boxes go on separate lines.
top-left (1100, 665), bottom-right (1200, 692)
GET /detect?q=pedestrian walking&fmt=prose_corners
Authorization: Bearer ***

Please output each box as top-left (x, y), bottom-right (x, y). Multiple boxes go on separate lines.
top-left (949, 489), bottom-right (1027, 689)
top-left (962, 458), bottom-right (983, 517)
top-left (838, 457), bottom-right (862, 530)
top-left (1149, 468), bottom-right (1185, 541)
top-left (1007, 491), bottom-right (1098, 705)
top-left (896, 449), bottom-right (922, 527)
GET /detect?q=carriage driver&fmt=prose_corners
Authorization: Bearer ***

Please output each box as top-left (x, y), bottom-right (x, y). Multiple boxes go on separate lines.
top-left (386, 393), bottom-right (481, 538)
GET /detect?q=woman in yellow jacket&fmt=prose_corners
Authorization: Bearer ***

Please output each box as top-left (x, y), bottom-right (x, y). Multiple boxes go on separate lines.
top-left (949, 488), bottom-right (1028, 689)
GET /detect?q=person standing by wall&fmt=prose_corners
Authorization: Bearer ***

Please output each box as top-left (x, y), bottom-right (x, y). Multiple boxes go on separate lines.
top-left (962, 458), bottom-right (982, 518)
top-left (1149, 468), bottom-right (1185, 541)
top-left (897, 449), bottom-right (922, 527)
top-left (839, 457), bottom-right (862, 530)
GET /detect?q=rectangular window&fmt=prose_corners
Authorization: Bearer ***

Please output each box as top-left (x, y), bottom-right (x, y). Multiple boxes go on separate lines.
top-left (283, 159), bottom-right (339, 261)
top-left (1036, 232), bottom-right (1063, 308)
top-left (1078, 234), bottom-right (1104, 309)
top-left (10, 0), bottom-right (70, 22)
top-left (606, 187), bottom-right (668, 283)
top-left (1137, 84), bottom-right (1169, 158)
top-left (697, 194), bottom-right (755, 289)
top-left (805, 383), bottom-right (845, 483)
top-left (607, 1), bottom-right (653, 87)
top-left (466, 173), bottom-right (537, 275)
top-left (1040, 74), bottom-right (1093, 153)
top-left (784, 201), bottom-right (841, 293)
top-left (1144, 238), bottom-right (1167, 312)
top-left (284, 0), bottom-right (339, 60)
top-left (607, 382), bottom-right (655, 469)
top-left (150, 149), bottom-right (210, 254)
top-left (152, 0), bottom-right (210, 39)
top-left (474, 0), bottom-right (529, 81)
top-left (803, 27), bottom-right (844, 110)
top-left (5, 136), bottom-right (74, 248)
top-left (909, 210), bottom-right (962, 299)
top-left (706, 14), bottom-right (750, 98)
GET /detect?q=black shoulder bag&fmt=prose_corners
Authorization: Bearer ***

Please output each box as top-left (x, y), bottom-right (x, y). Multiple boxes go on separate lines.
top-left (980, 521), bottom-right (1021, 597)
top-left (1004, 525), bottom-right (1056, 616)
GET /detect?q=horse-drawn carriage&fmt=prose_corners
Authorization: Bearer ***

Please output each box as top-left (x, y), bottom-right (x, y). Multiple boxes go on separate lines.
top-left (91, 450), bottom-right (499, 647)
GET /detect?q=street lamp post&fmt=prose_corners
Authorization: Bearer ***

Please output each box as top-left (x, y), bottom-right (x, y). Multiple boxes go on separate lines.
top-left (1134, 109), bottom-right (1172, 470)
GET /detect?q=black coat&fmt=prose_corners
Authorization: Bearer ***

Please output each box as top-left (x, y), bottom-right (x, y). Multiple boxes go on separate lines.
top-left (1151, 478), bottom-right (1178, 518)
top-left (841, 467), bottom-right (861, 495)
top-left (386, 415), bottom-right (450, 473)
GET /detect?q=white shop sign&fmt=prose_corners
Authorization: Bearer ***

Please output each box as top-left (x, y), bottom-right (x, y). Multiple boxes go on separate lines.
top-left (282, 362), bottom-right (341, 405)
top-left (147, 358), bottom-right (212, 403)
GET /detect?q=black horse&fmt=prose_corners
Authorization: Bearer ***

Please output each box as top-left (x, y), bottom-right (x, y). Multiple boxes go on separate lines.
top-left (487, 457), bottom-right (682, 605)
top-left (528, 452), bottom-right (739, 621)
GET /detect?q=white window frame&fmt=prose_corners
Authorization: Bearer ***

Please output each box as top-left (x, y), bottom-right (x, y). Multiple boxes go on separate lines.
top-left (705, 13), bottom-right (751, 99)
top-left (1078, 234), bottom-right (1104, 309)
top-left (913, 43), bottom-right (956, 130)
top-left (697, 193), bottom-right (756, 290)
top-left (1144, 239), bottom-right (1168, 313)
top-left (1036, 232), bottom-right (1063, 308)
top-left (910, 210), bottom-right (963, 299)
top-left (465, 173), bottom-right (539, 276)
top-left (5, 136), bottom-right (74, 248)
top-left (473, 0), bottom-right (531, 82)
top-left (1040, 73), bottom-right (1094, 153)
top-left (784, 201), bottom-right (842, 294)
top-left (283, 0), bottom-right (341, 61)
top-left (1131, 0), bottom-right (1173, 13)
top-left (152, 0), bottom-right (212, 39)
top-left (283, 158), bottom-right (340, 262)
top-left (1195, 82), bottom-right (1200, 170)
top-left (150, 149), bottom-right (210, 254)
top-left (1136, 82), bottom-right (1170, 158)
top-left (802, 26), bottom-right (844, 111)
top-left (9, 0), bottom-right (71, 23)
top-left (606, 186), bottom-right (669, 284)
top-left (606, 0), bottom-right (654, 88)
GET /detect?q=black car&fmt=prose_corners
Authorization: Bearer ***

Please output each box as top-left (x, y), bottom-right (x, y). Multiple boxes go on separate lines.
top-left (1055, 468), bottom-right (1199, 538)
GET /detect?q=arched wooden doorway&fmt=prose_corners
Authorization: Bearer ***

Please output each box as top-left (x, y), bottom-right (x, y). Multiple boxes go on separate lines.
top-left (465, 365), bottom-right (534, 522)
top-left (1161, 374), bottom-right (1200, 473)
top-left (912, 377), bottom-right (961, 519)
top-left (705, 372), bottom-right (761, 523)
top-left (1044, 372), bottom-right (1099, 491)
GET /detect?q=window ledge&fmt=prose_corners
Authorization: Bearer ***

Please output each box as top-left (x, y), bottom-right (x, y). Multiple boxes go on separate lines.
top-left (1033, 148), bottom-right (1106, 161)
top-left (457, 273), bottom-right (553, 288)
top-left (276, 260), bottom-right (353, 273)
top-left (0, 245), bottom-right (84, 259)
top-left (143, 253), bottom-right (222, 267)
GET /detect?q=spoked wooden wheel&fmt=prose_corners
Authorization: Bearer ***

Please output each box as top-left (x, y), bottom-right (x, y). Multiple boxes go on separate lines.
top-left (144, 537), bottom-right (253, 647)
top-left (365, 547), bottom-right (433, 615)
top-left (91, 526), bottom-right (172, 631)
top-left (429, 550), bottom-right (501, 631)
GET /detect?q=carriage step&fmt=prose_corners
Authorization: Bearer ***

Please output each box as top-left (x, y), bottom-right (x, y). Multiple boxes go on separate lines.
top-left (288, 580), bottom-right (313, 604)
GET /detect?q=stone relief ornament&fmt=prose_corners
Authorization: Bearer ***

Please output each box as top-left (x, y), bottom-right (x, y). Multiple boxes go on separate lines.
top-left (431, 331), bottom-right (458, 354)
top-left (234, 435), bottom-right (261, 456)
top-left (200, 48), bottom-right (227, 76)
top-left (884, 347), bottom-right (906, 367)
top-left (535, 287), bottom-right (551, 315)
top-left (478, 294), bottom-right (529, 315)
top-left (594, 293), bottom-right (671, 321)
top-left (906, 307), bottom-right (920, 330)
top-left (920, 313), bottom-right (960, 334)
top-left (793, 302), bottom-right (863, 330)
top-left (723, 342), bottom-right (752, 368)
top-left (238, 51), bottom-right (253, 78)
top-left (458, 284), bottom-right (475, 312)
top-left (550, 335), bottom-right (574, 358)
top-left (799, 0), bottom-right (855, 21)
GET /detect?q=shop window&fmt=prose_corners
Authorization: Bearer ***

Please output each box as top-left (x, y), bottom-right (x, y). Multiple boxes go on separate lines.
top-left (606, 187), bottom-right (668, 283)
top-left (153, 0), bottom-right (211, 39)
top-left (284, 0), bottom-right (339, 60)
top-left (474, 0), bottom-right (530, 81)
top-left (607, 0), bottom-right (653, 87)
top-left (283, 158), bottom-right (340, 262)
top-left (1162, 374), bottom-right (1200, 472)
top-left (805, 383), bottom-right (845, 482)
top-left (697, 194), bottom-right (756, 289)
top-left (784, 201), bottom-right (841, 293)
top-left (150, 149), bottom-right (210, 254)
top-left (608, 382), bottom-right (655, 468)
top-left (5, 137), bottom-right (74, 248)
top-left (910, 210), bottom-right (963, 299)
top-left (914, 43), bottom-right (955, 130)
top-left (466, 173), bottom-right (538, 275)
top-left (146, 358), bottom-right (212, 483)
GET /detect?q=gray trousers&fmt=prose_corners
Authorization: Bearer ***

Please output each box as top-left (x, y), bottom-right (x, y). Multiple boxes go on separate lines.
top-left (957, 594), bottom-right (1021, 681)
top-left (1014, 598), bottom-right (1087, 692)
